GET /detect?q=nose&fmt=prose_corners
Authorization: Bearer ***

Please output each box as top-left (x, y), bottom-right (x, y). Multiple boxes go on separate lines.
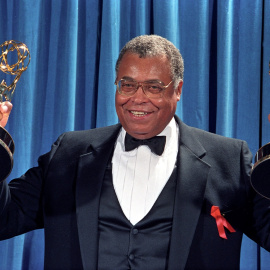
top-left (131, 85), bottom-right (148, 103)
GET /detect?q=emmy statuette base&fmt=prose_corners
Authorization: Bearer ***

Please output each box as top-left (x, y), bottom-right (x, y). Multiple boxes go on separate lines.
top-left (251, 143), bottom-right (270, 199)
top-left (0, 126), bottom-right (14, 182)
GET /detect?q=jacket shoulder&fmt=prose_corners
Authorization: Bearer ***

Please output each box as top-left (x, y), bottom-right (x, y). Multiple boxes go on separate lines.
top-left (61, 124), bottom-right (121, 145)
top-left (175, 116), bottom-right (251, 163)
top-left (41, 124), bottom-right (122, 163)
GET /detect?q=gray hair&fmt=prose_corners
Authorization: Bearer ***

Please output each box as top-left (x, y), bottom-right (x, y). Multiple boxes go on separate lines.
top-left (115, 35), bottom-right (184, 89)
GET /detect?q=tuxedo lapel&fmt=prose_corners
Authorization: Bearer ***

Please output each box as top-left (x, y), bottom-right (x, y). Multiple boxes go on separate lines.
top-left (75, 125), bottom-right (121, 270)
top-left (168, 118), bottom-right (211, 270)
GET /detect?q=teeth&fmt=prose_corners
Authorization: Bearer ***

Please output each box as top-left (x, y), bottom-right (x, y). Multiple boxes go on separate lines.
top-left (131, 111), bottom-right (148, 116)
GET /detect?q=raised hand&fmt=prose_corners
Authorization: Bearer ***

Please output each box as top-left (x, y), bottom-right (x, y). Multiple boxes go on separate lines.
top-left (0, 101), bottom-right (13, 128)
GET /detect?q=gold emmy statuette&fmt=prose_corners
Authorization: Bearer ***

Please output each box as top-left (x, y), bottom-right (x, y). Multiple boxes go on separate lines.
top-left (250, 61), bottom-right (270, 199)
top-left (0, 40), bottom-right (30, 182)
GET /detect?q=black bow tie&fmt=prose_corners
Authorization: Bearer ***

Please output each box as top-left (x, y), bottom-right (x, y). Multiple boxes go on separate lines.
top-left (124, 133), bottom-right (166, 156)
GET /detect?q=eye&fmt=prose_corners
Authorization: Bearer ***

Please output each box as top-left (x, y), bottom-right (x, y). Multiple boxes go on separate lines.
top-left (121, 81), bottom-right (136, 88)
top-left (147, 84), bottom-right (163, 93)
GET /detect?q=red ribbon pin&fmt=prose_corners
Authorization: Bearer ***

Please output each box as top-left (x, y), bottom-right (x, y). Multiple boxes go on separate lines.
top-left (211, 206), bottom-right (236, 239)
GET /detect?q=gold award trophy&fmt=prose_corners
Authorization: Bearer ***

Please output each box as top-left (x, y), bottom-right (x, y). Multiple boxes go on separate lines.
top-left (0, 40), bottom-right (30, 182)
top-left (250, 61), bottom-right (270, 199)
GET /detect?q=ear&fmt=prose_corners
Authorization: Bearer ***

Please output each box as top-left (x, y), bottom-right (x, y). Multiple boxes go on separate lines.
top-left (176, 80), bottom-right (183, 101)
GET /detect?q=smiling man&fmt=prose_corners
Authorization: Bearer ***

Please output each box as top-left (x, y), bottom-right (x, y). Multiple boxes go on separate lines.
top-left (1, 35), bottom-right (270, 270)
top-left (115, 51), bottom-right (182, 139)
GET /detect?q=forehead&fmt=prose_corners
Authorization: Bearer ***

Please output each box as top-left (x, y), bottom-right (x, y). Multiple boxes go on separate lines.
top-left (117, 53), bottom-right (171, 81)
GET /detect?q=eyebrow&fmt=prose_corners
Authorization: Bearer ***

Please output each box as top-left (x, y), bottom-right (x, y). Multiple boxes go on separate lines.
top-left (121, 76), bottom-right (164, 84)
top-left (121, 76), bottom-right (136, 81)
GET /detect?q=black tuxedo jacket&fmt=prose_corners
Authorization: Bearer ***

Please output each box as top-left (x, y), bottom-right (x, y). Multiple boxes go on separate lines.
top-left (0, 116), bottom-right (270, 270)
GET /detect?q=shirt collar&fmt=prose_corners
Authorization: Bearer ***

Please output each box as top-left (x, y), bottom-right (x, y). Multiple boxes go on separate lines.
top-left (118, 117), bottom-right (179, 155)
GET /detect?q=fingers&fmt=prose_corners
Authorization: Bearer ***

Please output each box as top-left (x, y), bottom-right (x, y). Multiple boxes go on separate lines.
top-left (0, 101), bottom-right (12, 112)
top-left (0, 101), bottom-right (13, 128)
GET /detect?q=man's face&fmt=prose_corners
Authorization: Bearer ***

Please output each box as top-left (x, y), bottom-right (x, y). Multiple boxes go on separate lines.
top-left (115, 53), bottom-right (182, 139)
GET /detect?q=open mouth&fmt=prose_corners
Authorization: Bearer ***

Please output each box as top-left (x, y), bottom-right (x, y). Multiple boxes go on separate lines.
top-left (130, 110), bottom-right (150, 117)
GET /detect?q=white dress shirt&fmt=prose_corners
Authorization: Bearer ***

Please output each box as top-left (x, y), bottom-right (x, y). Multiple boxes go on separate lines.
top-left (112, 118), bottom-right (179, 225)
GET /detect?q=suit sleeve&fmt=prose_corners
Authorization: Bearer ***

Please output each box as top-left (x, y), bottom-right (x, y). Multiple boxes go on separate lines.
top-left (241, 141), bottom-right (270, 250)
top-left (0, 133), bottom-right (65, 240)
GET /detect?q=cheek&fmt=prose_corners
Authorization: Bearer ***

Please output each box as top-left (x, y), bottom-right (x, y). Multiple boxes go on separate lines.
top-left (115, 94), bottom-right (130, 118)
top-left (115, 93), bottom-right (128, 107)
top-left (155, 98), bottom-right (178, 118)
top-left (152, 98), bottom-right (173, 111)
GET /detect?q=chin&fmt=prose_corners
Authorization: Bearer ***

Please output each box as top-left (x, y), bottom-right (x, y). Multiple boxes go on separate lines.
top-left (130, 131), bottom-right (156, 140)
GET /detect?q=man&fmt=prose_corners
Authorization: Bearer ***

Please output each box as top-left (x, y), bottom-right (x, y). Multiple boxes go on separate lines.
top-left (0, 35), bottom-right (270, 270)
